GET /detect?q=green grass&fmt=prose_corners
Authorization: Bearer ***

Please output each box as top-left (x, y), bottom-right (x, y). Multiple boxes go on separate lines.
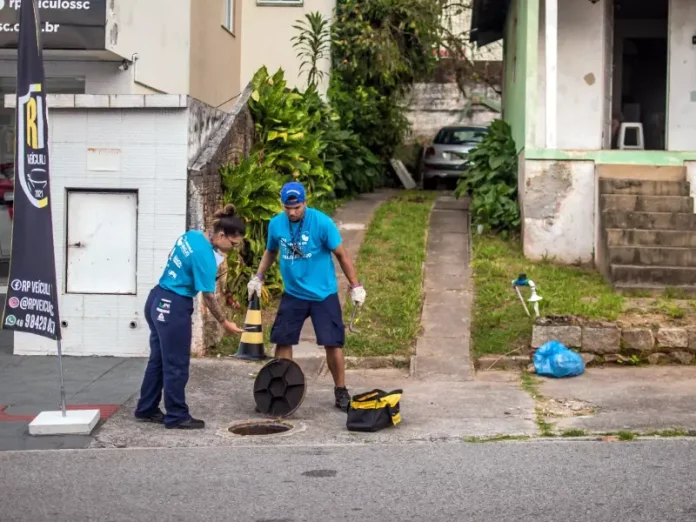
top-left (344, 190), bottom-right (437, 356)
top-left (471, 234), bottom-right (624, 357)
top-left (520, 371), bottom-right (540, 397)
top-left (561, 429), bottom-right (588, 438)
top-left (520, 372), bottom-right (556, 437)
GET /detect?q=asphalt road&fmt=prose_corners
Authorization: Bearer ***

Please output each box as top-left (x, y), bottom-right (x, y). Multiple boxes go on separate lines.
top-left (2, 440), bottom-right (695, 521)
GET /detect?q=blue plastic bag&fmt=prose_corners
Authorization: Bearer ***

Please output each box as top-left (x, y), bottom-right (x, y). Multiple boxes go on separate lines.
top-left (533, 340), bottom-right (585, 378)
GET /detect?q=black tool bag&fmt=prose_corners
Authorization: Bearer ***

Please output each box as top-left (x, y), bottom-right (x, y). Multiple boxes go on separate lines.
top-left (346, 389), bottom-right (403, 433)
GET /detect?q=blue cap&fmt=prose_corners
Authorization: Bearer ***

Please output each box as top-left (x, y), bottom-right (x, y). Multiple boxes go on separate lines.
top-left (280, 181), bottom-right (306, 205)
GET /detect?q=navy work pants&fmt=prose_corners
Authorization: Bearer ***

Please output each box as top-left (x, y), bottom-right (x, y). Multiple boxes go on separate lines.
top-left (135, 285), bottom-right (194, 427)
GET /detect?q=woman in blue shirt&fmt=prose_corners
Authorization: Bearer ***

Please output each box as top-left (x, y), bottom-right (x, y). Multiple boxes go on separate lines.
top-left (134, 204), bottom-right (245, 430)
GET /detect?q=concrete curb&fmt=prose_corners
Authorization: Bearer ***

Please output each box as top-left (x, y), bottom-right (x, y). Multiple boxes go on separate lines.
top-left (299, 355), bottom-right (414, 377)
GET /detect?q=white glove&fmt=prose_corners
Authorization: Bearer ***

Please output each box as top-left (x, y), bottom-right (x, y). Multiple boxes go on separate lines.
top-left (351, 284), bottom-right (366, 306)
top-left (247, 275), bottom-right (263, 300)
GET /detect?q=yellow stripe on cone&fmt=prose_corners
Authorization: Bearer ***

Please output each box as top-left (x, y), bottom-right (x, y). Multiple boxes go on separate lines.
top-left (240, 331), bottom-right (264, 344)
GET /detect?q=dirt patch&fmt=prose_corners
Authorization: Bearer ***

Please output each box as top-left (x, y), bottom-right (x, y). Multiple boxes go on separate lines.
top-left (537, 299), bottom-right (696, 332)
top-left (618, 298), bottom-right (696, 329)
top-left (538, 398), bottom-right (596, 418)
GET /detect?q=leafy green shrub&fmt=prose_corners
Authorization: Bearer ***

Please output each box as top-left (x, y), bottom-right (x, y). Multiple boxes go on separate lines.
top-left (249, 67), bottom-right (335, 203)
top-left (329, 0), bottom-right (451, 171)
top-left (454, 119), bottom-right (520, 234)
top-left (291, 11), bottom-right (331, 89)
top-left (220, 63), bottom-right (383, 307)
top-left (293, 12), bottom-right (384, 197)
top-left (220, 156), bottom-right (283, 308)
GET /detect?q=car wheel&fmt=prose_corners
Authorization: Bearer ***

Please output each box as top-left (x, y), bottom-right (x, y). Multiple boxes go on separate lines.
top-left (423, 178), bottom-right (437, 190)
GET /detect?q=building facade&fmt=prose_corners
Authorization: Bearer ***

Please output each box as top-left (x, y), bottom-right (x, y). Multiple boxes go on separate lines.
top-left (471, 0), bottom-right (696, 290)
top-left (1, 0), bottom-right (246, 356)
top-left (239, 0), bottom-right (335, 95)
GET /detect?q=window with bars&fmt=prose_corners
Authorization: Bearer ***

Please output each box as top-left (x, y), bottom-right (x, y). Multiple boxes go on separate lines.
top-left (224, 0), bottom-right (234, 32)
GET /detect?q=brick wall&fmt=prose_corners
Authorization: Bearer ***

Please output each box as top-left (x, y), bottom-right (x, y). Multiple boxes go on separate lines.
top-left (188, 84), bottom-right (255, 355)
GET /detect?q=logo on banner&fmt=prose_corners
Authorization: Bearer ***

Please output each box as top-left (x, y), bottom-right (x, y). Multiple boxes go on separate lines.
top-left (8, 296), bottom-right (18, 308)
top-left (5, 314), bottom-right (16, 326)
top-left (17, 82), bottom-right (48, 209)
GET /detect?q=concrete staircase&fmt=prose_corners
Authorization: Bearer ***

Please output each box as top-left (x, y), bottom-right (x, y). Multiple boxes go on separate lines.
top-left (599, 177), bottom-right (696, 293)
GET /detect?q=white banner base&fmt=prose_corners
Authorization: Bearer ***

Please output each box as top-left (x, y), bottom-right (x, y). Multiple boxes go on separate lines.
top-left (28, 409), bottom-right (100, 436)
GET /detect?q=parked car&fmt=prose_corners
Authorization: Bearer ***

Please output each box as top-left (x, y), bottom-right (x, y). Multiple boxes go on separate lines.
top-left (420, 125), bottom-right (488, 190)
top-left (0, 164), bottom-right (13, 263)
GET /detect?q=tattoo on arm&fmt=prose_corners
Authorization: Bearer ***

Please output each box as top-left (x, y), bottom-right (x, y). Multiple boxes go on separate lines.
top-left (202, 292), bottom-right (226, 324)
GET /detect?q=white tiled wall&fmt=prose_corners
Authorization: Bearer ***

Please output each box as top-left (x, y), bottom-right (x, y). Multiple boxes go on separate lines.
top-left (14, 107), bottom-right (189, 357)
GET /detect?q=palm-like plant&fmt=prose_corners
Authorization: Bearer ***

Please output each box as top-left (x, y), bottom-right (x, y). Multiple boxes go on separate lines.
top-left (291, 12), bottom-right (331, 89)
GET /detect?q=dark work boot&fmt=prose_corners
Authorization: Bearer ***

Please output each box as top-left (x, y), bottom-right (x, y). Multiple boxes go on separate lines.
top-left (134, 410), bottom-right (165, 424)
top-left (165, 417), bottom-right (205, 430)
top-left (334, 387), bottom-right (351, 413)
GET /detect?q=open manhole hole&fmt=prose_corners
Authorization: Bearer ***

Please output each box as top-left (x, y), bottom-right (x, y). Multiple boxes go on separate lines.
top-left (228, 421), bottom-right (293, 436)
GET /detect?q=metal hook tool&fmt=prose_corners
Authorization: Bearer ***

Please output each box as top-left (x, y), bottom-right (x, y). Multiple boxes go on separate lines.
top-left (348, 302), bottom-right (362, 333)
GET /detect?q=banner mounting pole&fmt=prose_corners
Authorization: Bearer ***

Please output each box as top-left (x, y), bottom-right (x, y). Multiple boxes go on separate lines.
top-left (0, 0), bottom-right (99, 435)
top-left (56, 339), bottom-right (66, 417)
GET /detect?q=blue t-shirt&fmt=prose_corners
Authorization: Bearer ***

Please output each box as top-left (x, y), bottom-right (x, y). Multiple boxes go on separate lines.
top-left (267, 207), bottom-right (342, 301)
top-left (159, 230), bottom-right (219, 298)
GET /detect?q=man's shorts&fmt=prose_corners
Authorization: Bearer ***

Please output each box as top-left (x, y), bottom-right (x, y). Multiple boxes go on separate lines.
top-left (270, 292), bottom-right (345, 348)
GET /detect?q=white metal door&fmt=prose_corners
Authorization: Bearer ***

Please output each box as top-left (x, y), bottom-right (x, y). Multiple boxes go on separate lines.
top-left (66, 191), bottom-right (138, 294)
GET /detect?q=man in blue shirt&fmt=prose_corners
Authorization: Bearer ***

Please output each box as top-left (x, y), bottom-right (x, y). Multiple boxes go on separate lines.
top-left (248, 182), bottom-right (366, 412)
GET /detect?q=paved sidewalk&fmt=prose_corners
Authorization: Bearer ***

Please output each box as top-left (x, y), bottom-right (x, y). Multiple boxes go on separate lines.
top-left (294, 190), bottom-right (397, 365)
top-left (91, 359), bottom-right (536, 449)
top-left (0, 354), bottom-right (145, 451)
top-left (91, 361), bottom-right (696, 450)
top-left (413, 195), bottom-right (474, 381)
top-left (537, 366), bottom-right (696, 434)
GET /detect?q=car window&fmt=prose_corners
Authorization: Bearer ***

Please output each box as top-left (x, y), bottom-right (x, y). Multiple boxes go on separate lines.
top-left (434, 128), bottom-right (487, 145)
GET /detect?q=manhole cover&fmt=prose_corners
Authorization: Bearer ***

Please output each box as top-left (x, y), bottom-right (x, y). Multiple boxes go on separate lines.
top-left (253, 358), bottom-right (306, 417)
top-left (228, 421), bottom-right (293, 436)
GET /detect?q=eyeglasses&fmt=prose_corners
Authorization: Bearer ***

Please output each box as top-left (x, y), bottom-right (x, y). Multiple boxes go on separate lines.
top-left (227, 236), bottom-right (243, 249)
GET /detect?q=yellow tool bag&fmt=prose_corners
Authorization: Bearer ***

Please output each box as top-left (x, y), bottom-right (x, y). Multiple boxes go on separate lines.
top-left (346, 389), bottom-right (403, 432)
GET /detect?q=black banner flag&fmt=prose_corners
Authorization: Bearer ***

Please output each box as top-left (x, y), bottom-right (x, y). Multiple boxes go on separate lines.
top-left (1, 0), bottom-right (61, 342)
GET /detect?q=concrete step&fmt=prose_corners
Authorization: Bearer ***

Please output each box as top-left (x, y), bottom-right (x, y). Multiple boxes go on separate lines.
top-left (614, 283), bottom-right (696, 297)
top-left (603, 210), bottom-right (696, 230)
top-left (608, 246), bottom-right (696, 267)
top-left (600, 194), bottom-right (694, 213)
top-left (596, 164), bottom-right (686, 182)
top-left (599, 179), bottom-right (690, 196)
top-left (607, 229), bottom-right (696, 248)
top-left (610, 264), bottom-right (696, 286)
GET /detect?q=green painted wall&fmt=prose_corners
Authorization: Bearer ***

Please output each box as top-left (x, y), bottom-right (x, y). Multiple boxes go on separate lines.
top-left (523, 0), bottom-right (539, 150)
top-left (525, 148), bottom-right (696, 166)
top-left (502, 0), bottom-right (526, 153)
top-left (502, 0), bottom-right (539, 154)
